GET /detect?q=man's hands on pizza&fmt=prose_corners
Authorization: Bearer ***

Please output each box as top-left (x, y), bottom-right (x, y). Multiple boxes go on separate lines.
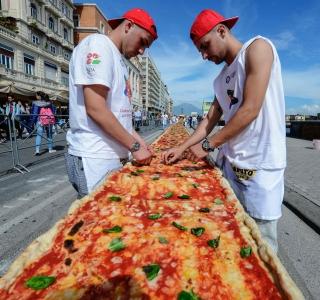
top-left (185, 143), bottom-right (208, 161)
top-left (161, 146), bottom-right (185, 164)
top-left (132, 146), bottom-right (153, 165)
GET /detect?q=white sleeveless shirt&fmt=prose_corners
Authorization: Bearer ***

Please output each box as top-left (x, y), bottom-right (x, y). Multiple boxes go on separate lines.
top-left (67, 34), bottom-right (132, 159)
top-left (214, 36), bottom-right (286, 170)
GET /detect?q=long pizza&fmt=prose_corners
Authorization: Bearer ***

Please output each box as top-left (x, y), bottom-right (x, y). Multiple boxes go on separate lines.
top-left (0, 124), bottom-right (304, 299)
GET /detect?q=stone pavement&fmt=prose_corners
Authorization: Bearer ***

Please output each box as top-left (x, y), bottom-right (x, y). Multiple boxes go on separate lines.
top-left (285, 138), bottom-right (320, 207)
top-left (284, 138), bottom-right (320, 233)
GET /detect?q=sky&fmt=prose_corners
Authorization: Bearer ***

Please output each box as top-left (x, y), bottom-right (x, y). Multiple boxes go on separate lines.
top-left (76, 0), bottom-right (320, 115)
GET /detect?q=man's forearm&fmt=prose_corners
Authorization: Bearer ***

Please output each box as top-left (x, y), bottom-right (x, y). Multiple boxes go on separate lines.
top-left (210, 106), bottom-right (257, 147)
top-left (87, 108), bottom-right (135, 149)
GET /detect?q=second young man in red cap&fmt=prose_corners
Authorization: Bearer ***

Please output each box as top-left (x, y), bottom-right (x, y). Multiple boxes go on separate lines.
top-left (163, 9), bottom-right (286, 253)
top-left (65, 8), bottom-right (157, 198)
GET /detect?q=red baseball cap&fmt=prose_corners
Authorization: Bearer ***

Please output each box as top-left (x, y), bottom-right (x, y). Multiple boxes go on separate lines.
top-left (108, 8), bottom-right (158, 40)
top-left (190, 9), bottom-right (238, 42)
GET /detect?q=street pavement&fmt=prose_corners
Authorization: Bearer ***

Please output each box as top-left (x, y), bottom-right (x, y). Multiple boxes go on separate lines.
top-left (0, 128), bottom-right (319, 299)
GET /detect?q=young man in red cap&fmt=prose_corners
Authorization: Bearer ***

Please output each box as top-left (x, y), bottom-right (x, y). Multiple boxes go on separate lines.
top-left (163, 9), bottom-right (286, 253)
top-left (65, 8), bottom-right (157, 198)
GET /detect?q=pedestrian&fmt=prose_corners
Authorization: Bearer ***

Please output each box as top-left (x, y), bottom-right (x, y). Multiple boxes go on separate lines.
top-left (133, 107), bottom-right (142, 131)
top-left (5, 95), bottom-right (22, 139)
top-left (161, 113), bottom-right (168, 130)
top-left (65, 8), bottom-right (157, 198)
top-left (162, 9), bottom-right (286, 253)
top-left (31, 91), bottom-right (56, 155)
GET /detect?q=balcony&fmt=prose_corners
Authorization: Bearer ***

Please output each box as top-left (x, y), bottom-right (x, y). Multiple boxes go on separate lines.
top-left (62, 39), bottom-right (74, 50)
top-left (27, 16), bottom-right (47, 33)
top-left (0, 24), bottom-right (17, 40)
top-left (47, 30), bottom-right (63, 43)
top-left (59, 15), bottom-right (74, 28)
top-left (44, 0), bottom-right (61, 17)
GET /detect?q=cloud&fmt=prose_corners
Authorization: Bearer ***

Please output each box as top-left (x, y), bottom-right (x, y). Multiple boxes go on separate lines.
top-left (271, 31), bottom-right (295, 50)
top-left (150, 38), bottom-right (221, 107)
top-left (283, 65), bottom-right (320, 100)
top-left (286, 104), bottom-right (320, 116)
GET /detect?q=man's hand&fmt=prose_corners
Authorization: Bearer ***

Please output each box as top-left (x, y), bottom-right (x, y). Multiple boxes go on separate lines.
top-left (185, 143), bottom-right (208, 162)
top-left (132, 147), bottom-right (153, 165)
top-left (162, 146), bottom-right (185, 164)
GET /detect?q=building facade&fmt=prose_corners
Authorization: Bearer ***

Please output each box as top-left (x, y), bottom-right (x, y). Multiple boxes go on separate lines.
top-left (73, 3), bottom-right (111, 46)
top-left (140, 52), bottom-right (172, 117)
top-left (0, 0), bottom-right (74, 102)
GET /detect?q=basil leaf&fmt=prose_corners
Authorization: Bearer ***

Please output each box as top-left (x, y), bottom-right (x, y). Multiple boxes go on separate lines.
top-left (102, 225), bottom-right (122, 233)
top-left (108, 237), bottom-right (125, 252)
top-left (214, 198), bottom-right (223, 205)
top-left (240, 246), bottom-right (252, 258)
top-left (163, 192), bottom-right (173, 199)
top-left (136, 169), bottom-right (145, 173)
top-left (191, 227), bottom-right (205, 237)
top-left (25, 276), bottom-right (55, 290)
top-left (148, 213), bottom-right (162, 220)
top-left (178, 194), bottom-right (190, 199)
top-left (130, 171), bottom-right (139, 176)
top-left (152, 175), bottom-right (160, 180)
top-left (142, 264), bottom-right (160, 281)
top-left (198, 207), bottom-right (210, 213)
top-left (109, 195), bottom-right (122, 202)
top-left (176, 173), bottom-right (183, 177)
top-left (192, 183), bottom-right (199, 189)
top-left (177, 289), bottom-right (200, 300)
top-left (201, 171), bottom-right (207, 174)
top-left (158, 236), bottom-right (169, 244)
top-left (192, 162), bottom-right (197, 164)
top-left (172, 221), bottom-right (188, 231)
top-left (207, 236), bottom-right (220, 249)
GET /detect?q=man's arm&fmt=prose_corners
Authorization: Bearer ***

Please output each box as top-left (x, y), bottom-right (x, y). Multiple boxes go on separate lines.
top-left (208, 39), bottom-right (273, 148)
top-left (83, 84), bottom-right (152, 163)
top-left (162, 99), bottom-right (222, 164)
top-left (179, 99), bottom-right (222, 149)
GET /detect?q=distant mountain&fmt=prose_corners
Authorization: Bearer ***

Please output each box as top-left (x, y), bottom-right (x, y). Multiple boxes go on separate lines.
top-left (173, 103), bottom-right (202, 115)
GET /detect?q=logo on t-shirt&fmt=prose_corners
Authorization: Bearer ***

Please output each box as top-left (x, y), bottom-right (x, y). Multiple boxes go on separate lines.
top-left (227, 89), bottom-right (239, 109)
top-left (124, 75), bottom-right (132, 101)
top-left (86, 53), bottom-right (101, 65)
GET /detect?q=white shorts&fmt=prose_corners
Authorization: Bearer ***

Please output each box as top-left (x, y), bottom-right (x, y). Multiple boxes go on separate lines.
top-left (218, 157), bottom-right (284, 220)
top-left (82, 157), bottom-right (122, 193)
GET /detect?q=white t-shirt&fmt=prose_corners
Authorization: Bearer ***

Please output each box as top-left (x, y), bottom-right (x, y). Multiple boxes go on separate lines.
top-left (214, 36), bottom-right (286, 170)
top-left (67, 34), bottom-right (133, 159)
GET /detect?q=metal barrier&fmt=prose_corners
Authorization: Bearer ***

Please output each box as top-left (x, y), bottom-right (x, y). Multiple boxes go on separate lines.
top-left (0, 113), bottom-right (161, 174)
top-left (0, 113), bottom-right (69, 174)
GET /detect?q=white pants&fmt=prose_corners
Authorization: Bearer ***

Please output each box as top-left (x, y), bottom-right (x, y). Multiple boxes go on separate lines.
top-left (82, 157), bottom-right (122, 193)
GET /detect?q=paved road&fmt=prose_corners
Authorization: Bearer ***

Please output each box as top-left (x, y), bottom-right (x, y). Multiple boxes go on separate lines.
top-left (0, 129), bottom-right (319, 299)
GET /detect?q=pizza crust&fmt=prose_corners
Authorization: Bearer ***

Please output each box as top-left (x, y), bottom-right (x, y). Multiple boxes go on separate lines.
top-left (218, 169), bottom-right (304, 300)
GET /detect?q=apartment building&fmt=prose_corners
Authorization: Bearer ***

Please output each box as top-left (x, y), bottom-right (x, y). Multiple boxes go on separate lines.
top-left (73, 3), bottom-right (111, 45)
top-left (140, 52), bottom-right (172, 116)
top-left (0, 0), bottom-right (74, 102)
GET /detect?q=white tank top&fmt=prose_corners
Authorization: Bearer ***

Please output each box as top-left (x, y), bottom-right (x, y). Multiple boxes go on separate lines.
top-left (214, 36), bottom-right (286, 170)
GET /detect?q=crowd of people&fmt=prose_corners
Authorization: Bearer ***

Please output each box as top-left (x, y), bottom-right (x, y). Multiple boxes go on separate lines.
top-left (0, 92), bottom-right (68, 155)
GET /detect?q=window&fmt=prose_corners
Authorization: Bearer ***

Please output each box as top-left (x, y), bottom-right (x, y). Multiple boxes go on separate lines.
top-left (50, 45), bottom-right (56, 54)
top-left (100, 22), bottom-right (105, 34)
top-left (64, 51), bottom-right (70, 60)
top-left (73, 14), bottom-right (79, 27)
top-left (24, 54), bottom-right (35, 76)
top-left (0, 54), bottom-right (13, 69)
top-left (61, 70), bottom-right (69, 86)
top-left (44, 61), bottom-right (57, 81)
top-left (30, 3), bottom-right (37, 19)
top-left (48, 17), bottom-right (54, 31)
top-left (32, 34), bottom-right (40, 45)
top-left (63, 27), bottom-right (68, 40)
